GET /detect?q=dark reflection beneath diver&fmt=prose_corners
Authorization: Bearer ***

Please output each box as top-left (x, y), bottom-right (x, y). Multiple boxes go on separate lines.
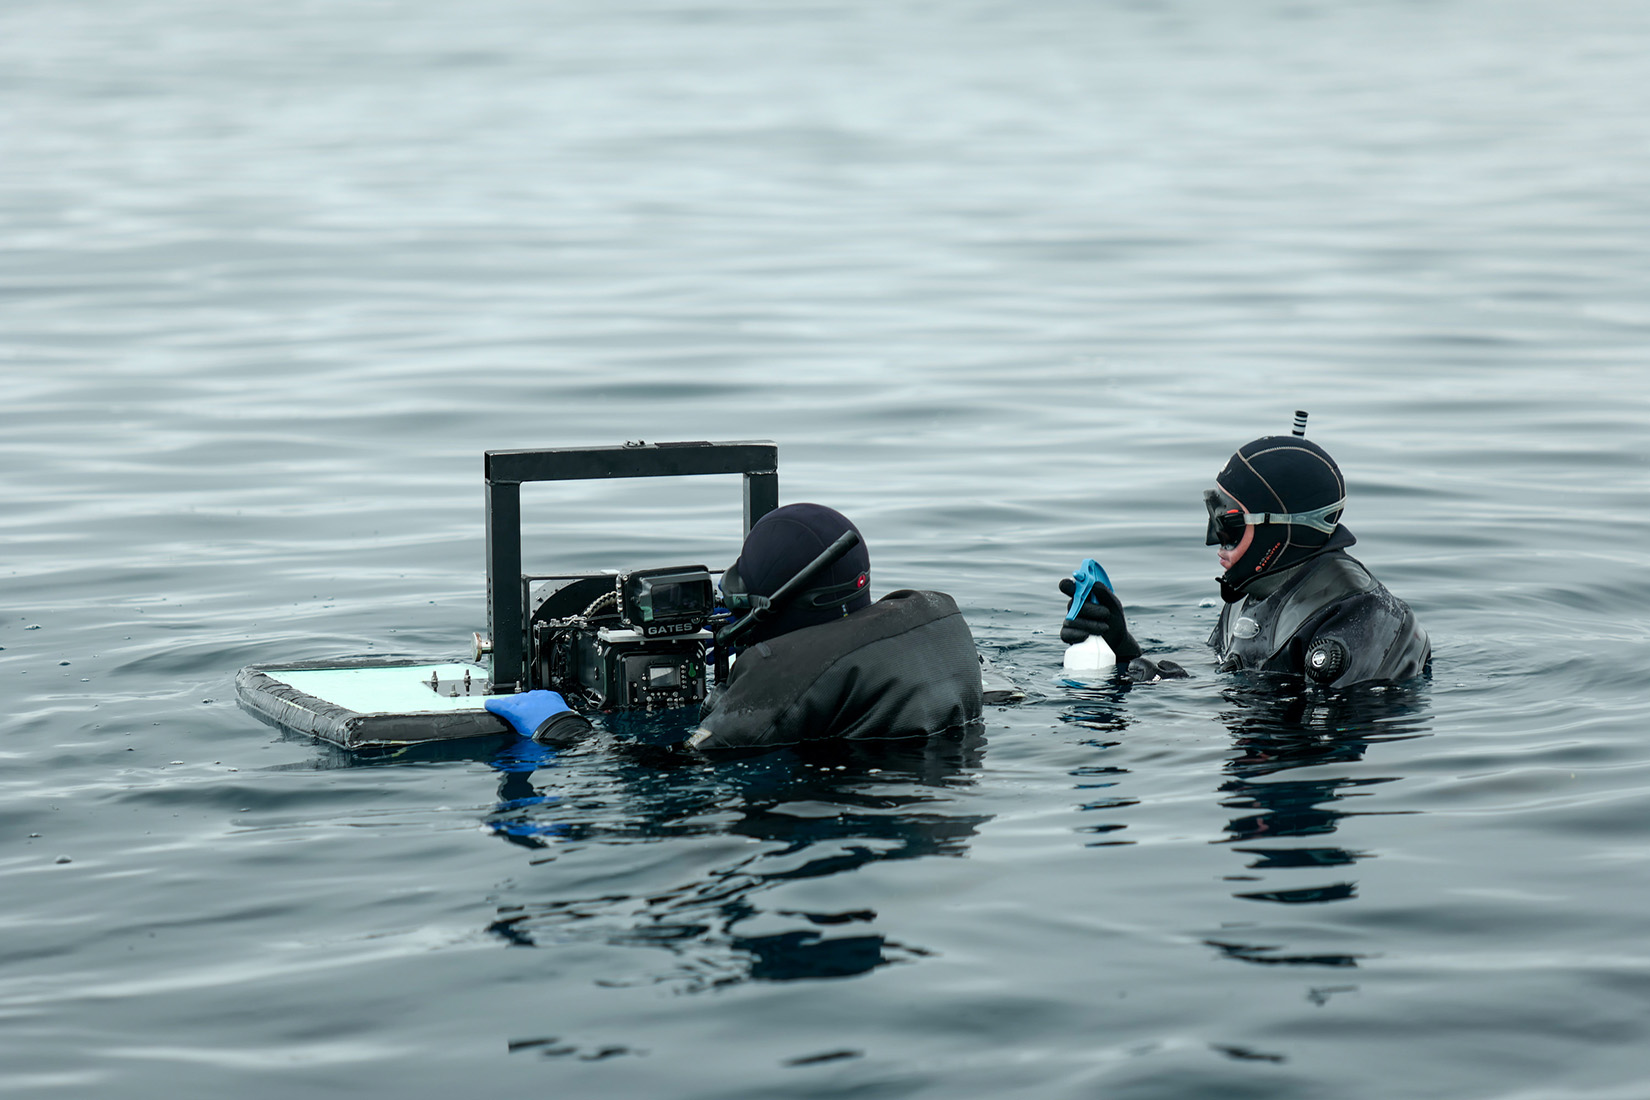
top-left (1208, 677), bottom-right (1432, 967)
top-left (286, 710), bottom-right (990, 989)
top-left (480, 725), bottom-right (992, 990)
top-left (1057, 675), bottom-right (1139, 846)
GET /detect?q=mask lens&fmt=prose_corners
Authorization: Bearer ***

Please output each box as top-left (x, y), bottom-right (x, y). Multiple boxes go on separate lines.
top-left (719, 561), bottom-right (749, 610)
top-left (1203, 489), bottom-right (1246, 548)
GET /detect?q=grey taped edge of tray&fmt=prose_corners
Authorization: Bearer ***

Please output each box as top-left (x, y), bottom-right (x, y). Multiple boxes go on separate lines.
top-left (235, 659), bottom-right (510, 749)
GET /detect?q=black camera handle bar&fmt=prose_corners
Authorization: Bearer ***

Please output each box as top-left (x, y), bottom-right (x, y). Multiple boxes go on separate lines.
top-left (482, 440), bottom-right (779, 693)
top-left (711, 528), bottom-right (862, 684)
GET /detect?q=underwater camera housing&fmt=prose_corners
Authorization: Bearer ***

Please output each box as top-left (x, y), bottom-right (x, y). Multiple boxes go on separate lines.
top-left (529, 565), bottom-right (718, 711)
top-left (481, 441), bottom-right (780, 712)
top-left (236, 441), bottom-right (779, 749)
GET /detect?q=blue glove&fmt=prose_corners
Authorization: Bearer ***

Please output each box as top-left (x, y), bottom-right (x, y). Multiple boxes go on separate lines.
top-left (1058, 559), bottom-right (1142, 661)
top-left (485, 690), bottom-right (591, 745)
top-left (1065, 558), bottom-right (1113, 619)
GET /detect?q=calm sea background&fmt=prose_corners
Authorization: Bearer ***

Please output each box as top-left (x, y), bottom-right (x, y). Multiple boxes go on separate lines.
top-left (4, 0), bottom-right (1649, 1096)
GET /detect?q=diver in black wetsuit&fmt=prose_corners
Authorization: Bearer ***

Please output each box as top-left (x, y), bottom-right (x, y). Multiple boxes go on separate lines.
top-left (685, 503), bottom-right (983, 750)
top-left (484, 503), bottom-right (982, 752)
top-left (1060, 414), bottom-right (1430, 689)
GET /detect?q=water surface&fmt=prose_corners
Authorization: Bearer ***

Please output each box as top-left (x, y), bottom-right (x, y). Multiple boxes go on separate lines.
top-left (4, 1), bottom-right (1650, 1096)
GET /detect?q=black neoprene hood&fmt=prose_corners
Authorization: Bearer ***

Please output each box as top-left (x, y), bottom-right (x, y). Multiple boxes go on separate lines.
top-left (726, 502), bottom-right (872, 643)
top-left (1214, 434), bottom-right (1348, 601)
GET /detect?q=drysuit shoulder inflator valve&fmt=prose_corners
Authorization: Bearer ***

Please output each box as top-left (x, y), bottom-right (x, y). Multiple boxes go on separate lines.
top-left (1305, 638), bottom-right (1348, 684)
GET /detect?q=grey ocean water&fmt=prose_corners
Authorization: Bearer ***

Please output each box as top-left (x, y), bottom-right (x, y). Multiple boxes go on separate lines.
top-left (4, 0), bottom-right (1649, 1095)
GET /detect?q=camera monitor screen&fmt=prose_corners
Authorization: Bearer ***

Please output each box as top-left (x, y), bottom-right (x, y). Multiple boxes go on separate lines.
top-left (620, 566), bottom-right (714, 629)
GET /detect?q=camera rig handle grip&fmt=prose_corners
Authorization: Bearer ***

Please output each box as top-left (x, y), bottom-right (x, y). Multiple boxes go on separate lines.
top-left (483, 440), bottom-right (779, 693)
top-left (712, 528), bottom-right (862, 684)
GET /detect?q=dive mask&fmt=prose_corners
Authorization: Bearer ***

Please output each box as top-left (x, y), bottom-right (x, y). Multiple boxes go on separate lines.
top-left (719, 559), bottom-right (868, 612)
top-left (1203, 487), bottom-right (1345, 548)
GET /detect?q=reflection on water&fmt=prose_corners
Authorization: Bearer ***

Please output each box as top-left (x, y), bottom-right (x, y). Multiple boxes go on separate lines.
top-left (8, 0), bottom-right (1649, 1086)
top-left (1059, 682), bottom-right (1138, 847)
top-left (481, 729), bottom-right (991, 990)
top-left (276, 712), bottom-right (993, 988)
top-left (489, 735), bottom-right (567, 846)
top-left (1208, 678), bottom-right (1433, 968)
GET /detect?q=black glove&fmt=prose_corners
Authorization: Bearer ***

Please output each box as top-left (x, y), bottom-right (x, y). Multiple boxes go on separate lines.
top-left (1058, 576), bottom-right (1142, 661)
top-left (1125, 656), bottom-right (1190, 681)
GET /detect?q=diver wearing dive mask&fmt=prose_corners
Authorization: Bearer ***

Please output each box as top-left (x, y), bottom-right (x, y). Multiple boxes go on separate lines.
top-left (1062, 413), bottom-right (1429, 689)
top-left (685, 502), bottom-right (983, 750)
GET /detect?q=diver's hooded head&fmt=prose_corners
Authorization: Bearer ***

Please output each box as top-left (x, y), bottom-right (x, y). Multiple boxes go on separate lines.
top-left (1209, 433), bottom-right (1351, 603)
top-left (722, 503), bottom-right (871, 645)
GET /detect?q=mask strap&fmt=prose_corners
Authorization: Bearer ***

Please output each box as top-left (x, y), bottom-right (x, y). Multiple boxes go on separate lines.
top-left (799, 571), bottom-right (869, 608)
top-left (1236, 497), bottom-right (1345, 535)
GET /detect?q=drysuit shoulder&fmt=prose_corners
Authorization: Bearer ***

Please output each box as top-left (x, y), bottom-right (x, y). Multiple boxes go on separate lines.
top-left (688, 590), bottom-right (983, 751)
top-left (1211, 551), bottom-right (1428, 688)
top-left (1295, 586), bottom-right (1431, 689)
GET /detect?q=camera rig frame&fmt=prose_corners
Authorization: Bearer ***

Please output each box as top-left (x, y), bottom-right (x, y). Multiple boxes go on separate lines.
top-left (481, 440), bottom-right (779, 694)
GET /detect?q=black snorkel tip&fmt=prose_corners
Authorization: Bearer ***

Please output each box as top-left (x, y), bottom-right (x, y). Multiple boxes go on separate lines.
top-left (1293, 410), bottom-right (1309, 437)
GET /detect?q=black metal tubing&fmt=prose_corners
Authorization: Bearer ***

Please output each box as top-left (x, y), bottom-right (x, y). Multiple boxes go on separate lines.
top-left (484, 440), bottom-right (778, 691)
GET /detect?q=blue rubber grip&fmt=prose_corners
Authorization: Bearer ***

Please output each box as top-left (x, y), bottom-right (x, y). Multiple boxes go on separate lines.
top-left (1066, 558), bottom-right (1114, 619)
top-left (486, 690), bottom-right (575, 739)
